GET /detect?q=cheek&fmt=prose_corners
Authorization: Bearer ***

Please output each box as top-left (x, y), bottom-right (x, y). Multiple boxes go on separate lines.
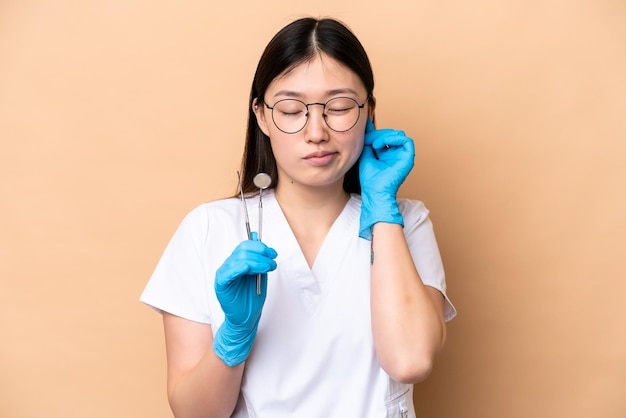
top-left (344, 134), bottom-right (365, 165)
top-left (350, 126), bottom-right (367, 155)
top-left (267, 134), bottom-right (293, 164)
top-left (353, 138), bottom-right (365, 156)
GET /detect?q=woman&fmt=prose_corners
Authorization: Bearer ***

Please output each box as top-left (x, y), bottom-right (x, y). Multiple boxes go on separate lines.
top-left (141, 16), bottom-right (456, 417)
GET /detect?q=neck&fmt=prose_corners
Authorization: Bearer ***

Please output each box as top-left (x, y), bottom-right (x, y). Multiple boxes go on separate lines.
top-left (273, 181), bottom-right (350, 268)
top-left (274, 181), bottom-right (349, 212)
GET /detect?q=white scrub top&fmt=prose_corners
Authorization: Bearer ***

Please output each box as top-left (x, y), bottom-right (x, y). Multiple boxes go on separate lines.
top-left (140, 191), bottom-right (456, 417)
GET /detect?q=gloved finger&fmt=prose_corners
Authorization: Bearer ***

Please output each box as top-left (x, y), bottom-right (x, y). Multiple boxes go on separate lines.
top-left (243, 252), bottom-right (278, 273)
top-left (217, 241), bottom-right (278, 279)
top-left (359, 141), bottom-right (376, 161)
top-left (222, 273), bottom-right (267, 300)
top-left (235, 238), bottom-right (278, 259)
top-left (364, 118), bottom-right (377, 145)
top-left (216, 254), bottom-right (277, 288)
top-left (228, 250), bottom-right (277, 273)
top-left (371, 131), bottom-right (412, 152)
top-left (365, 126), bottom-right (404, 146)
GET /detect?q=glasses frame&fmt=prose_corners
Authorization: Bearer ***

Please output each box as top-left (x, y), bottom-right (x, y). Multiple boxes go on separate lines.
top-left (264, 96), bottom-right (367, 134)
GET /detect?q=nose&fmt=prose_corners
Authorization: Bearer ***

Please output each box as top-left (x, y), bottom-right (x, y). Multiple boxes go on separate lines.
top-left (304, 103), bottom-right (329, 143)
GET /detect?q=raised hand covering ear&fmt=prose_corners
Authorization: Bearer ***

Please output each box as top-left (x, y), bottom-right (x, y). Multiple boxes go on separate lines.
top-left (358, 118), bottom-right (415, 240)
top-left (213, 232), bottom-right (278, 366)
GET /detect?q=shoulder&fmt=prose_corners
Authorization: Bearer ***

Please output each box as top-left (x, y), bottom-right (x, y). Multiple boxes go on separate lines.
top-left (182, 197), bottom-right (241, 222)
top-left (174, 197), bottom-right (242, 239)
top-left (398, 198), bottom-right (428, 212)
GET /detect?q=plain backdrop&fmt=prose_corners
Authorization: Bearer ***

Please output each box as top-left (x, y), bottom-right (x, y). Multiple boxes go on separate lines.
top-left (1, 1), bottom-right (625, 417)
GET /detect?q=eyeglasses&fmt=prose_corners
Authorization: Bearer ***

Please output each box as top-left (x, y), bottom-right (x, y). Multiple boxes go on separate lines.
top-left (264, 97), bottom-right (367, 134)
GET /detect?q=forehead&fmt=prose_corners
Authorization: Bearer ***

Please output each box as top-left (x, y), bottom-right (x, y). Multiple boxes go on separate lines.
top-left (267, 53), bottom-right (365, 98)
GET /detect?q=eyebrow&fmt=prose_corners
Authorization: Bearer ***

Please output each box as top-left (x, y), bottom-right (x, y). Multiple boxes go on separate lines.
top-left (272, 88), bottom-right (360, 99)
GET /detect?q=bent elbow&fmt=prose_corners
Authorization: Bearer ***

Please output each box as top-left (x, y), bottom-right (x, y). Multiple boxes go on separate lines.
top-left (383, 356), bottom-right (435, 384)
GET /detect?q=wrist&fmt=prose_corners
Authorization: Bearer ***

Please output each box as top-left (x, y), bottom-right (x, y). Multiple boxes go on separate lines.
top-left (361, 189), bottom-right (398, 208)
top-left (359, 193), bottom-right (403, 240)
top-left (213, 320), bottom-right (259, 367)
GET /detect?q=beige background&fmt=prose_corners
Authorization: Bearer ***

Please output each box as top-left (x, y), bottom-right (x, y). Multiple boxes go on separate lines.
top-left (1, 1), bottom-right (625, 417)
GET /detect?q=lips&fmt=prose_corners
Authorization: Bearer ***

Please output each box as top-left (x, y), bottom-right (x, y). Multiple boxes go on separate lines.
top-left (305, 150), bottom-right (335, 159)
top-left (304, 150), bottom-right (337, 166)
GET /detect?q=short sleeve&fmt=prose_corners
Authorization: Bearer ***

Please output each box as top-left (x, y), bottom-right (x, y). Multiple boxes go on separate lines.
top-left (400, 199), bottom-right (457, 321)
top-left (139, 205), bottom-right (212, 324)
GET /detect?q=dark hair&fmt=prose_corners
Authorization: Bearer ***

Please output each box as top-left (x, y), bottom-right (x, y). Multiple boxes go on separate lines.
top-left (237, 17), bottom-right (375, 195)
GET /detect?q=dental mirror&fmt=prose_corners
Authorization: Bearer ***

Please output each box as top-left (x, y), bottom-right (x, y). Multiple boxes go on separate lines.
top-left (253, 172), bottom-right (272, 190)
top-left (253, 172), bottom-right (272, 294)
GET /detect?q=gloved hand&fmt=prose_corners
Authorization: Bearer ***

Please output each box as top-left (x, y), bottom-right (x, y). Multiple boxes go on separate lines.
top-left (359, 118), bottom-right (415, 240)
top-left (213, 232), bottom-right (278, 366)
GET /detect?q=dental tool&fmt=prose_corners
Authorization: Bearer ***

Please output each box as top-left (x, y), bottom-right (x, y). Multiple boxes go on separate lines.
top-left (237, 171), bottom-right (252, 240)
top-left (253, 173), bottom-right (272, 295)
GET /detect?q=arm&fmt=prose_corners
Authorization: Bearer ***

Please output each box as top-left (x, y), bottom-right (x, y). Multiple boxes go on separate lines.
top-left (369, 223), bottom-right (447, 384)
top-left (162, 233), bottom-right (278, 417)
top-left (163, 313), bottom-right (243, 418)
top-left (359, 119), bottom-right (447, 383)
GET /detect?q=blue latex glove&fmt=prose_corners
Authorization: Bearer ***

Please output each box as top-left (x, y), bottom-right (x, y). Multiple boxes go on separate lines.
top-left (213, 232), bottom-right (278, 366)
top-left (359, 118), bottom-right (415, 240)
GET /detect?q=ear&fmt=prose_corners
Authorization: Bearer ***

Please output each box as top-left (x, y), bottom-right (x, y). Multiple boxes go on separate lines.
top-left (367, 96), bottom-right (376, 121)
top-left (252, 98), bottom-right (271, 137)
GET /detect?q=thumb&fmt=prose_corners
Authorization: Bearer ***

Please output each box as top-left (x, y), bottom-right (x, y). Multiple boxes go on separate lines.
top-left (360, 143), bottom-right (375, 161)
top-left (365, 118), bottom-right (375, 133)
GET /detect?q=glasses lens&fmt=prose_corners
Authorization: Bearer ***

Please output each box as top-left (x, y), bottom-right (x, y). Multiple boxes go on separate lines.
top-left (271, 99), bottom-right (308, 134)
top-left (324, 97), bottom-right (360, 132)
top-left (270, 97), bottom-right (362, 133)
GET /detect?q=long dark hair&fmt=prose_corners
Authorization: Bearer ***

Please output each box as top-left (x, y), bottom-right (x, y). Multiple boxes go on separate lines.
top-left (238, 17), bottom-right (376, 195)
